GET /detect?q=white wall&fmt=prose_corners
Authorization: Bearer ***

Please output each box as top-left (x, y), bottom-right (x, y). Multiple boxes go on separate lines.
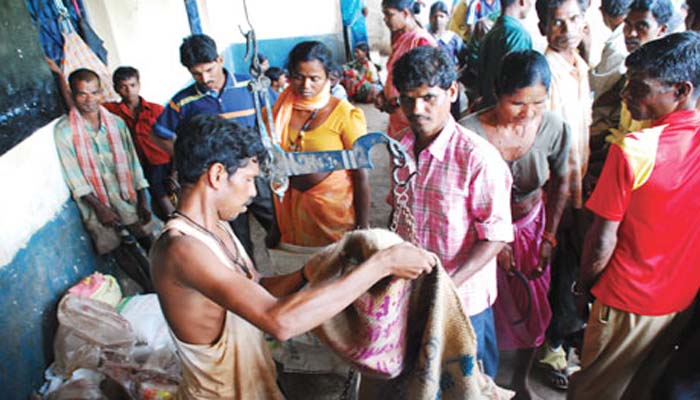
top-left (83, 0), bottom-right (194, 103)
top-left (81, 0), bottom-right (344, 104)
top-left (199, 0), bottom-right (342, 44)
top-left (0, 119), bottom-right (69, 267)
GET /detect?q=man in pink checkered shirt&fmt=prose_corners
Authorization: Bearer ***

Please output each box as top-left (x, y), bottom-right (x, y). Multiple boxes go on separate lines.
top-left (391, 46), bottom-right (513, 378)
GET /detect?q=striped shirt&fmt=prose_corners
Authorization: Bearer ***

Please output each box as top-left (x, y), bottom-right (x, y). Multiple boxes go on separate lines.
top-left (395, 117), bottom-right (513, 315)
top-left (54, 114), bottom-right (149, 252)
top-left (154, 69), bottom-right (257, 139)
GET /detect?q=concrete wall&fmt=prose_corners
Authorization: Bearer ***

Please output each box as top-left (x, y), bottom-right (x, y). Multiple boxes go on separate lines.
top-left (82, 0), bottom-right (345, 103)
top-left (0, 1), bottom-right (346, 397)
top-left (82, 0), bottom-right (194, 103)
top-left (201, 0), bottom-right (345, 74)
top-left (0, 119), bottom-right (116, 396)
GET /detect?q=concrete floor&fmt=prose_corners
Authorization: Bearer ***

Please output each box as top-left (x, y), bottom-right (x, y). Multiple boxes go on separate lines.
top-left (251, 104), bottom-right (569, 399)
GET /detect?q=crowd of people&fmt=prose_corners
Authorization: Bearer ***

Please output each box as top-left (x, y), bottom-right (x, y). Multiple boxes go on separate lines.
top-left (46, 0), bottom-right (700, 398)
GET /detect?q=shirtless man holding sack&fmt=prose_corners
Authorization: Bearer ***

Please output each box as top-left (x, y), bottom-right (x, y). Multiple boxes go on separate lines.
top-left (150, 114), bottom-right (436, 399)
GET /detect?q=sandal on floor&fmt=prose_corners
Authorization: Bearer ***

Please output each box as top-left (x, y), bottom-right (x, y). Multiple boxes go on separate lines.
top-left (536, 343), bottom-right (569, 390)
top-left (540, 367), bottom-right (569, 390)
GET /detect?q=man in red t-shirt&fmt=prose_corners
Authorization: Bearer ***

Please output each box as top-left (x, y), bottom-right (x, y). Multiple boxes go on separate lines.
top-left (569, 32), bottom-right (700, 399)
top-left (104, 66), bottom-right (175, 219)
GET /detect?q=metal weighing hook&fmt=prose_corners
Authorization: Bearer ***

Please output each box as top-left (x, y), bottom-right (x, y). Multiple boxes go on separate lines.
top-left (239, 0), bottom-right (416, 200)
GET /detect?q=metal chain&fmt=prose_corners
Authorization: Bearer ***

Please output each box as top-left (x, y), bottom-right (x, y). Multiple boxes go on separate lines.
top-left (339, 369), bottom-right (356, 400)
top-left (388, 142), bottom-right (418, 245)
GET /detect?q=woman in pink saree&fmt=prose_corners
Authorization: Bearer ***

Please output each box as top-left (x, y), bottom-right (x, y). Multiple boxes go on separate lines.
top-left (376, 0), bottom-right (436, 139)
top-left (459, 50), bottom-right (570, 399)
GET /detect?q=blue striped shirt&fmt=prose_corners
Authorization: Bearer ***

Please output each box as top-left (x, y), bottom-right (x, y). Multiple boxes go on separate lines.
top-left (154, 69), bottom-right (257, 139)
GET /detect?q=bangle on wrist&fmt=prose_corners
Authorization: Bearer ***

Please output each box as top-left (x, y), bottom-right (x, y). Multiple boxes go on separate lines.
top-left (571, 280), bottom-right (587, 296)
top-left (542, 231), bottom-right (557, 248)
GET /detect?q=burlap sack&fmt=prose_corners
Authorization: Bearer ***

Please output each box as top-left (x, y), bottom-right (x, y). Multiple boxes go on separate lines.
top-left (305, 229), bottom-right (513, 399)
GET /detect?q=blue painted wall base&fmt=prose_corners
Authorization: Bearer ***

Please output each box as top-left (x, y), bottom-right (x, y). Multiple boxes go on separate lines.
top-left (0, 201), bottom-right (117, 397)
top-left (224, 33), bottom-right (346, 75)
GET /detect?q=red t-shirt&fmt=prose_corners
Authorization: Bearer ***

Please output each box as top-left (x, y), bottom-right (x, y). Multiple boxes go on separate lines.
top-left (104, 98), bottom-right (170, 165)
top-left (587, 109), bottom-right (700, 315)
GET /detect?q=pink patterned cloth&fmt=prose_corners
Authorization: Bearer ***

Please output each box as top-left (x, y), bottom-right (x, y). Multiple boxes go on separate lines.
top-left (493, 199), bottom-right (552, 350)
top-left (306, 229), bottom-right (514, 399)
top-left (61, 30), bottom-right (119, 103)
top-left (384, 28), bottom-right (436, 139)
top-left (394, 117), bottom-right (514, 316)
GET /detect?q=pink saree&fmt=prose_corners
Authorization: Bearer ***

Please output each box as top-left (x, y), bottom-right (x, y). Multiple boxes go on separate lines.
top-left (493, 199), bottom-right (552, 350)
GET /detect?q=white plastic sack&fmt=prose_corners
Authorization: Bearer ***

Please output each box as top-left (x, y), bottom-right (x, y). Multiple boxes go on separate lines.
top-left (117, 294), bottom-right (174, 351)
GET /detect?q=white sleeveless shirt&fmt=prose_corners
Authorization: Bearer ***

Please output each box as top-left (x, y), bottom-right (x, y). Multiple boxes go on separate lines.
top-left (161, 218), bottom-right (284, 400)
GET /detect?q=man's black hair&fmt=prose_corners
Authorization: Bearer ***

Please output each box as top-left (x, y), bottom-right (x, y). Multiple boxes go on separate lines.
top-left (265, 67), bottom-right (286, 82)
top-left (502, 0), bottom-right (520, 10)
top-left (174, 115), bottom-right (267, 185)
top-left (180, 34), bottom-right (218, 69)
top-left (536, 0), bottom-right (589, 26)
top-left (382, 0), bottom-right (422, 14)
top-left (287, 41), bottom-right (336, 76)
top-left (68, 68), bottom-right (100, 93)
top-left (689, 0), bottom-right (700, 17)
top-left (353, 42), bottom-right (372, 60)
top-left (112, 66), bottom-right (139, 87)
top-left (602, 0), bottom-right (634, 17)
top-left (626, 31), bottom-right (700, 98)
top-left (628, 0), bottom-right (674, 25)
top-left (430, 1), bottom-right (450, 15)
top-left (392, 46), bottom-right (457, 93)
top-left (330, 64), bottom-right (344, 78)
top-left (495, 50), bottom-right (552, 97)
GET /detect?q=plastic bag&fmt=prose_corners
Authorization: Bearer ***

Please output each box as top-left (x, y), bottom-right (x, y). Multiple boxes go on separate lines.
top-left (45, 369), bottom-right (106, 400)
top-left (117, 294), bottom-right (174, 351)
top-left (68, 272), bottom-right (123, 307)
top-left (53, 294), bottom-right (136, 375)
top-left (100, 349), bottom-right (180, 398)
top-left (138, 380), bottom-right (178, 400)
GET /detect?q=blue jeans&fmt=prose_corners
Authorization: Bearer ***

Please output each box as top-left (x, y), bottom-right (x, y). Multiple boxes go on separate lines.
top-left (470, 306), bottom-right (499, 378)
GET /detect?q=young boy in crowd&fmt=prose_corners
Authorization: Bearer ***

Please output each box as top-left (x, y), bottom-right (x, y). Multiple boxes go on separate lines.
top-left (330, 65), bottom-right (349, 100)
top-left (257, 52), bottom-right (271, 73)
top-left (264, 67), bottom-right (287, 105)
top-left (103, 67), bottom-right (175, 220)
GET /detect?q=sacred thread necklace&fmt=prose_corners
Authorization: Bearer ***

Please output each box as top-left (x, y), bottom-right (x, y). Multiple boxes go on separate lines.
top-left (172, 210), bottom-right (253, 279)
top-left (290, 108), bottom-right (320, 151)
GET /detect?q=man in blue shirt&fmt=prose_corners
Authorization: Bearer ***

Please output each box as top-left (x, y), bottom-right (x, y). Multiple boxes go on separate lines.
top-left (153, 34), bottom-right (273, 258)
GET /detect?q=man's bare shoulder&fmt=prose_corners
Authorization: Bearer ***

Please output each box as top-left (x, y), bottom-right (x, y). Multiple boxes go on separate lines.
top-left (151, 229), bottom-right (196, 271)
top-left (150, 229), bottom-right (217, 285)
top-left (150, 228), bottom-right (245, 289)
top-left (150, 229), bottom-right (233, 344)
